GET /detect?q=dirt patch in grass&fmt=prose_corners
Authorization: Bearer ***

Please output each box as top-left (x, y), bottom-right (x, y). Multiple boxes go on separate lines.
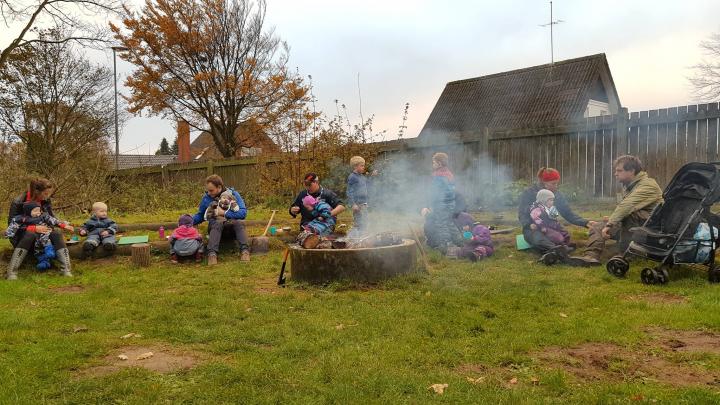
top-left (49, 285), bottom-right (85, 294)
top-left (536, 342), bottom-right (720, 387)
top-left (623, 292), bottom-right (688, 304)
top-left (648, 328), bottom-right (720, 355)
top-left (80, 345), bottom-right (202, 377)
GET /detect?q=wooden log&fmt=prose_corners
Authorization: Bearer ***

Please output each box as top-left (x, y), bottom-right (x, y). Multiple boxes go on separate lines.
top-left (131, 243), bottom-right (151, 267)
top-left (117, 219), bottom-right (296, 232)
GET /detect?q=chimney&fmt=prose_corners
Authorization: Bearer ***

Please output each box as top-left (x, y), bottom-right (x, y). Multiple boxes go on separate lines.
top-left (177, 120), bottom-right (191, 163)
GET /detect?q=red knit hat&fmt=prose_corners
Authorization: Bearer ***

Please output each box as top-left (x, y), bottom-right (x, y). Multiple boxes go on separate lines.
top-left (538, 167), bottom-right (560, 182)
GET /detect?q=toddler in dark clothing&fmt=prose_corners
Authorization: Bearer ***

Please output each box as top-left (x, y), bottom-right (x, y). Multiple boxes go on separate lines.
top-left (5, 201), bottom-right (71, 270)
top-left (79, 202), bottom-right (118, 255)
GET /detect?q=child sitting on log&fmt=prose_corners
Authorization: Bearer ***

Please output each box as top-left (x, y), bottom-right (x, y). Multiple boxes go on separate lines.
top-left (5, 201), bottom-right (72, 270)
top-left (79, 202), bottom-right (118, 256)
top-left (169, 214), bottom-right (204, 263)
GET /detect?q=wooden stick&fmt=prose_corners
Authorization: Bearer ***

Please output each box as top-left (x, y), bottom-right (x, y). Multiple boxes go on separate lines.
top-left (262, 210), bottom-right (277, 237)
top-left (407, 223), bottom-right (430, 270)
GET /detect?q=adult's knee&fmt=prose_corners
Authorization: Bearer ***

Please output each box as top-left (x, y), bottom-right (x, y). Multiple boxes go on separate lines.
top-left (49, 230), bottom-right (66, 248)
top-left (16, 232), bottom-right (37, 250)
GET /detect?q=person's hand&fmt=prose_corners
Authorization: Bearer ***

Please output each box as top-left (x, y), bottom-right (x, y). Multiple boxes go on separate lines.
top-left (421, 208), bottom-right (431, 217)
top-left (35, 225), bottom-right (50, 234)
top-left (100, 230), bottom-right (109, 237)
top-left (370, 170), bottom-right (378, 176)
top-left (290, 206), bottom-right (300, 215)
top-left (530, 224), bottom-right (537, 231)
top-left (586, 221), bottom-right (598, 229)
top-left (601, 226), bottom-right (611, 239)
top-left (352, 204), bottom-right (360, 213)
top-left (65, 225), bottom-right (74, 233)
top-left (79, 229), bottom-right (87, 236)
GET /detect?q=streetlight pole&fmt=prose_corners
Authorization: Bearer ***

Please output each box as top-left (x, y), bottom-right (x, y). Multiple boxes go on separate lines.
top-left (111, 46), bottom-right (128, 171)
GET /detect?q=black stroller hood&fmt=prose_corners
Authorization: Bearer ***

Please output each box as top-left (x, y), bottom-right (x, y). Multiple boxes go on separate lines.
top-left (662, 162), bottom-right (720, 205)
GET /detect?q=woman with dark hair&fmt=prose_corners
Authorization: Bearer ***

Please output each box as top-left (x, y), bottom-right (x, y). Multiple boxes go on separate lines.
top-left (6, 178), bottom-right (75, 280)
top-left (517, 168), bottom-right (596, 264)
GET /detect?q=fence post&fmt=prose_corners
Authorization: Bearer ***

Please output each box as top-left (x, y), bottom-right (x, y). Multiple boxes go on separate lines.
top-left (616, 107), bottom-right (629, 155)
top-left (207, 160), bottom-right (214, 176)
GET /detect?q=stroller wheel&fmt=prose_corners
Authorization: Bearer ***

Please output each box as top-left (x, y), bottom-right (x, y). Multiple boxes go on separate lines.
top-left (656, 267), bottom-right (669, 285)
top-left (641, 268), bottom-right (657, 285)
top-left (709, 266), bottom-right (720, 283)
top-left (606, 256), bottom-right (629, 278)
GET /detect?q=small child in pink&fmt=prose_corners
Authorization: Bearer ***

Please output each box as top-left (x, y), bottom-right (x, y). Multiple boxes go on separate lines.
top-left (530, 189), bottom-right (570, 245)
top-left (169, 214), bottom-right (204, 263)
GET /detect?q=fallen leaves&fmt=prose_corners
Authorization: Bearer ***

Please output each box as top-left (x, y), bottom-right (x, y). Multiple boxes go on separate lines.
top-left (428, 383), bottom-right (448, 394)
top-left (465, 376), bottom-right (485, 384)
top-left (559, 313), bottom-right (568, 318)
top-left (73, 326), bottom-right (89, 333)
top-left (121, 333), bottom-right (142, 339)
top-left (117, 354), bottom-right (128, 361)
top-left (508, 377), bottom-right (518, 385)
top-left (136, 352), bottom-right (154, 360)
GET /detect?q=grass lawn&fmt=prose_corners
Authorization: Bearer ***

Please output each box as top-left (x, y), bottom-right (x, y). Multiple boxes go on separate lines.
top-left (1, 207), bottom-right (720, 403)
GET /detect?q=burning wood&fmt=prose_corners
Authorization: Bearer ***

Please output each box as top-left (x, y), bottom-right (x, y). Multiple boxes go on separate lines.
top-left (296, 231), bottom-right (404, 249)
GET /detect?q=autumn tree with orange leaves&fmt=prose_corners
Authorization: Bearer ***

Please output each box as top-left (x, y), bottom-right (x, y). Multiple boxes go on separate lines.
top-left (111, 0), bottom-right (310, 158)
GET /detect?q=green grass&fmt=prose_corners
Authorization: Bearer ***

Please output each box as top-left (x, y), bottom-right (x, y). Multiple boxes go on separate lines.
top-left (1, 208), bottom-right (720, 403)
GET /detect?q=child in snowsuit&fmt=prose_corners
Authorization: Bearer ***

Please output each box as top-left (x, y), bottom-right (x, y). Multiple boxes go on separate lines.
top-left (5, 201), bottom-right (71, 270)
top-left (79, 202), bottom-right (118, 255)
top-left (421, 152), bottom-right (459, 255)
top-left (204, 189), bottom-right (240, 223)
top-left (169, 214), bottom-right (204, 263)
top-left (301, 195), bottom-right (336, 237)
top-left (530, 189), bottom-right (570, 246)
top-left (460, 224), bottom-right (494, 262)
top-left (347, 156), bottom-right (370, 236)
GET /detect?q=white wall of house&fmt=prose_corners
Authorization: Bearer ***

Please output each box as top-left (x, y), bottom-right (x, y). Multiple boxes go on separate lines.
top-left (584, 99), bottom-right (611, 117)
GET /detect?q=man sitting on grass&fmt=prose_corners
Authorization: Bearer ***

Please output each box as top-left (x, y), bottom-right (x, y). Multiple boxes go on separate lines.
top-left (571, 155), bottom-right (663, 266)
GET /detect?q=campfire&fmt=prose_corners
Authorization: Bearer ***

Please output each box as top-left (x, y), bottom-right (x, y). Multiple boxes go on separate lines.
top-left (296, 231), bottom-right (404, 249)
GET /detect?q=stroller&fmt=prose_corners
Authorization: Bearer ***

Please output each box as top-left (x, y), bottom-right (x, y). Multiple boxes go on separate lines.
top-left (606, 162), bottom-right (720, 284)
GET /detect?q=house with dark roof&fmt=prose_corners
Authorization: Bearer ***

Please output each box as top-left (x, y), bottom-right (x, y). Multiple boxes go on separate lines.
top-left (189, 120), bottom-right (281, 161)
top-left (419, 53), bottom-right (621, 138)
top-left (114, 154), bottom-right (177, 170)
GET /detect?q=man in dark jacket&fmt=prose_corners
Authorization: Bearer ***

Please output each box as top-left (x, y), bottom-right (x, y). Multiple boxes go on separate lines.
top-left (518, 168), bottom-right (594, 264)
top-left (289, 173), bottom-right (345, 230)
top-left (193, 174), bottom-right (249, 265)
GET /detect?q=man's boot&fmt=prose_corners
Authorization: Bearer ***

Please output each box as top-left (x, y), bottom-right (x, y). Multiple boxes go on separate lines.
top-left (567, 251), bottom-right (602, 267)
top-left (56, 248), bottom-right (73, 277)
top-left (6, 248), bottom-right (28, 280)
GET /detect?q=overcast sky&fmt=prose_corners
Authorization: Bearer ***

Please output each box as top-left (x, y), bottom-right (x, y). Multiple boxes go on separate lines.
top-left (4, 0), bottom-right (720, 154)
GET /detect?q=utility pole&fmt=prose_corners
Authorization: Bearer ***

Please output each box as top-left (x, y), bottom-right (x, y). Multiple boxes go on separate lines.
top-left (539, 1), bottom-right (564, 64)
top-left (111, 46), bottom-right (129, 171)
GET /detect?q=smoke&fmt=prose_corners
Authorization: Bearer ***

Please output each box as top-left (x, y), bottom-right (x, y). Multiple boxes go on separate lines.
top-left (353, 132), bottom-right (517, 236)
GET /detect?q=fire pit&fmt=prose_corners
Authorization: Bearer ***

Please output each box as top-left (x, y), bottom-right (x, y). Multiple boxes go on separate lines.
top-left (289, 238), bottom-right (419, 284)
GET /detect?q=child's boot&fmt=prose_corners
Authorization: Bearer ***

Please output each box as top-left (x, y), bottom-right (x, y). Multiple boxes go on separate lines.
top-left (43, 244), bottom-right (56, 260)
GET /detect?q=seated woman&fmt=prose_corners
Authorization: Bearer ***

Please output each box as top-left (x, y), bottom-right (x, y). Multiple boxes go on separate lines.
top-left (6, 178), bottom-right (74, 280)
top-left (518, 168), bottom-right (594, 264)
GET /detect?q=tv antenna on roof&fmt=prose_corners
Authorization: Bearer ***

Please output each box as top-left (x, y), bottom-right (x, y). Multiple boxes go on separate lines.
top-left (539, 1), bottom-right (564, 64)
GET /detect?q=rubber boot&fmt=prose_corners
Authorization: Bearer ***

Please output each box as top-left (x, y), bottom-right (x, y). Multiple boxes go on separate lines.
top-left (6, 248), bottom-right (28, 280)
top-left (55, 248), bottom-right (73, 277)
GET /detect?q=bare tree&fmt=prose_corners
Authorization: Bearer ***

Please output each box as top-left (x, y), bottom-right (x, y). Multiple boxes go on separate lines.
top-left (0, 29), bottom-right (118, 203)
top-left (690, 32), bottom-right (720, 101)
top-left (111, 0), bottom-right (310, 158)
top-left (0, 0), bottom-right (121, 67)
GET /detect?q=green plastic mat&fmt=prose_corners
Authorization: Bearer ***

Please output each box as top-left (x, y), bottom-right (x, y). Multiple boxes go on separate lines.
top-left (515, 234), bottom-right (531, 250)
top-left (118, 235), bottom-right (150, 245)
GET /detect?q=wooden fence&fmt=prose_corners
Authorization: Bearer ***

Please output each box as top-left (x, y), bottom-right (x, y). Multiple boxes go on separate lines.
top-left (119, 103), bottom-right (720, 203)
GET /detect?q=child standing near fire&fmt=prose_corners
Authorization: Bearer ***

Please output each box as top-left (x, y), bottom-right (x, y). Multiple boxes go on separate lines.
top-left (347, 156), bottom-right (371, 236)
